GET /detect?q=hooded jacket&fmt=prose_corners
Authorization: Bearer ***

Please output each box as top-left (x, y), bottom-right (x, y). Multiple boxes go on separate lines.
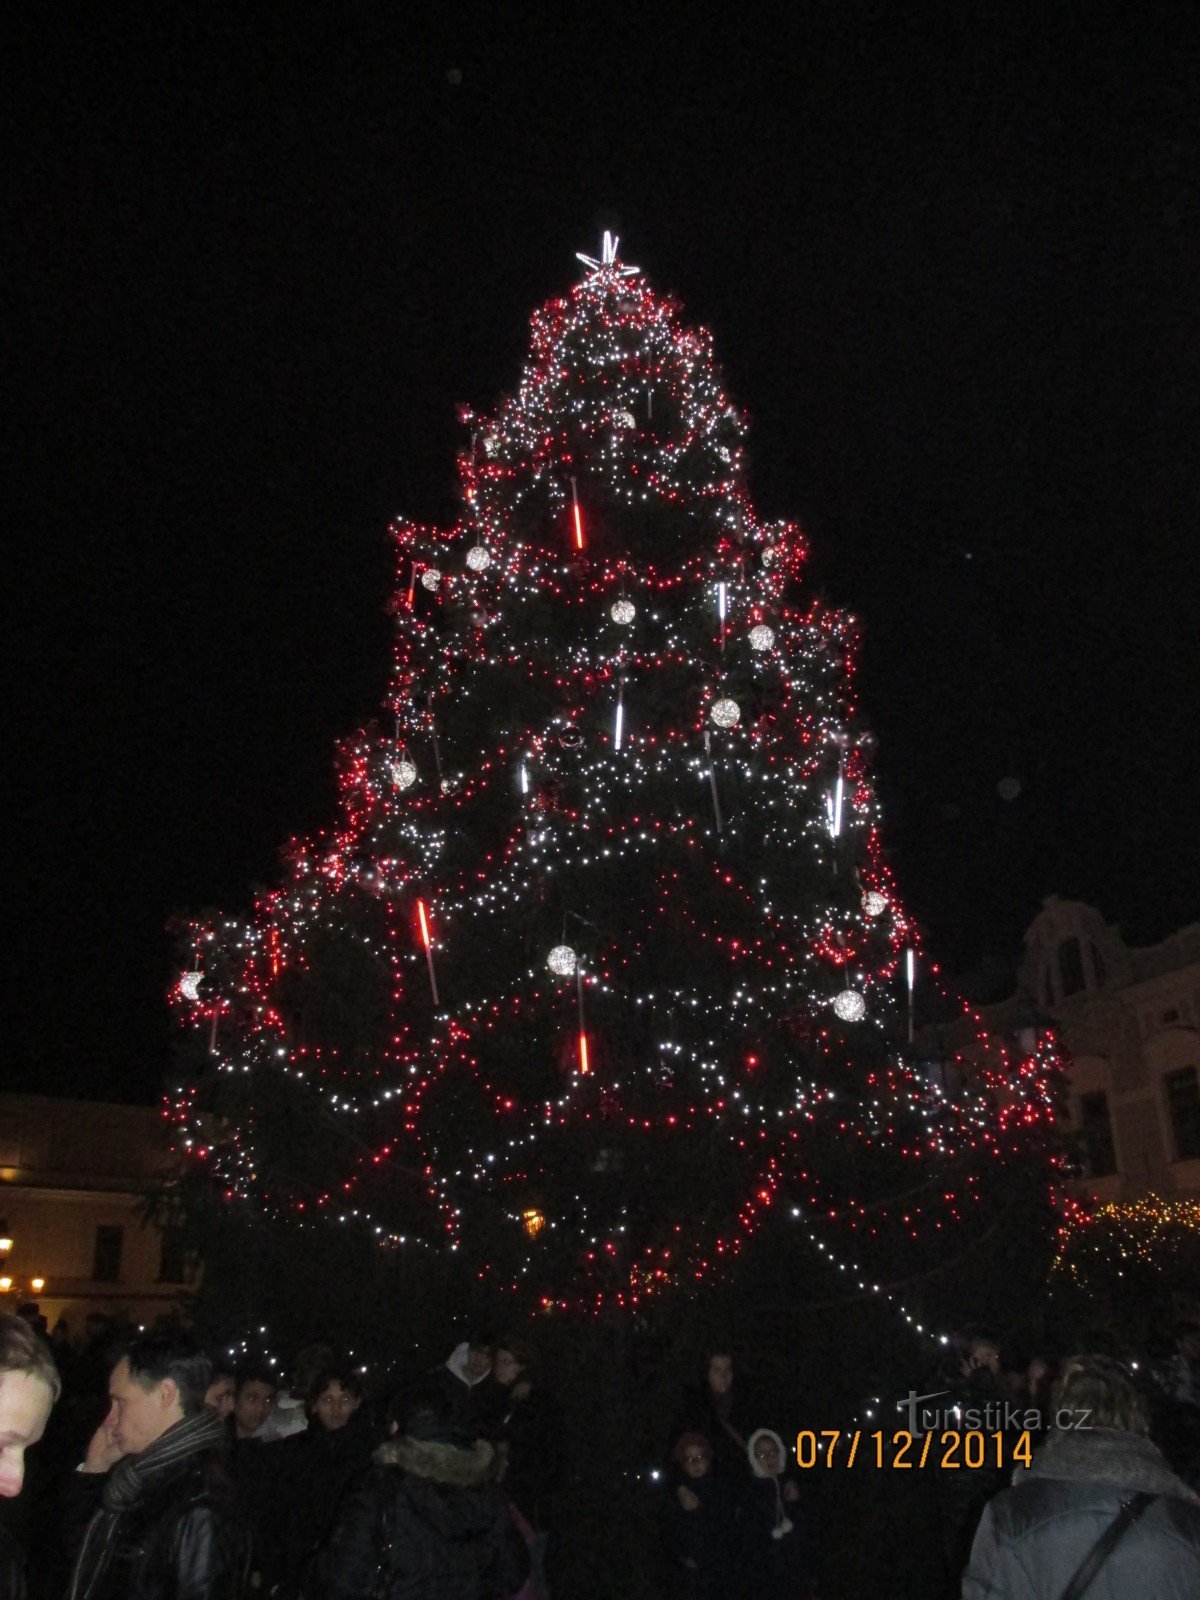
top-left (962, 1426), bottom-right (1200, 1599)
top-left (738, 1429), bottom-right (818, 1595)
top-left (301, 1433), bottom-right (528, 1600)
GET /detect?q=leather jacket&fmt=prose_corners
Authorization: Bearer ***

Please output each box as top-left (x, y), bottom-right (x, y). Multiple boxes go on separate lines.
top-left (65, 1449), bottom-right (251, 1600)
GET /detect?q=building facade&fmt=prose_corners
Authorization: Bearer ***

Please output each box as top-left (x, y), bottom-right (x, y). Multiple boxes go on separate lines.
top-left (936, 898), bottom-right (1200, 1205)
top-left (0, 1094), bottom-right (186, 1332)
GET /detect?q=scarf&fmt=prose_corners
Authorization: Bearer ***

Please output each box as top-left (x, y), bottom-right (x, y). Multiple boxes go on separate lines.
top-left (67, 1407), bottom-right (228, 1600)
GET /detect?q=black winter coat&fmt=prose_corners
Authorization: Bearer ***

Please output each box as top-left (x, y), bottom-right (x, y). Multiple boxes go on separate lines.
top-left (0, 1526), bottom-right (26, 1600)
top-left (491, 1384), bottom-right (560, 1530)
top-left (62, 1450), bottom-right (250, 1600)
top-left (259, 1408), bottom-right (376, 1592)
top-left (737, 1472), bottom-right (819, 1597)
top-left (660, 1472), bottom-right (738, 1599)
top-left (301, 1434), bottom-right (528, 1600)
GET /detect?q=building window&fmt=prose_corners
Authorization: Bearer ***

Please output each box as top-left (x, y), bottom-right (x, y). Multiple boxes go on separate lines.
top-left (158, 1230), bottom-right (187, 1284)
top-left (1059, 937), bottom-right (1086, 997)
top-left (1078, 1090), bottom-right (1117, 1177)
top-left (92, 1225), bottom-right (123, 1284)
top-left (1165, 1066), bottom-right (1200, 1161)
top-left (1091, 944), bottom-right (1106, 988)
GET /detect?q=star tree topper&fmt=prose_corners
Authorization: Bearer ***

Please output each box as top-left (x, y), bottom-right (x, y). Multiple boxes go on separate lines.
top-left (576, 230), bottom-right (639, 280)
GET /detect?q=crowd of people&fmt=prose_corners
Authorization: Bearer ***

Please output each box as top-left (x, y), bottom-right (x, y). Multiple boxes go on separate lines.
top-left (0, 1316), bottom-right (546, 1599)
top-left (1, 1306), bottom-right (1199, 1598)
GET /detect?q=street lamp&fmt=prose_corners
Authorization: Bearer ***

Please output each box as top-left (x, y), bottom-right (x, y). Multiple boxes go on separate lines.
top-left (0, 1223), bottom-right (12, 1259)
top-left (30, 1277), bottom-right (45, 1294)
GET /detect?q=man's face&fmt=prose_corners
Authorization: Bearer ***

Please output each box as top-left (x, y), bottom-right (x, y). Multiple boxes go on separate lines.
top-left (466, 1344), bottom-right (492, 1379)
top-left (105, 1357), bottom-right (183, 1456)
top-left (234, 1380), bottom-right (275, 1438)
top-left (0, 1371), bottom-right (54, 1498)
top-left (204, 1375), bottom-right (235, 1419)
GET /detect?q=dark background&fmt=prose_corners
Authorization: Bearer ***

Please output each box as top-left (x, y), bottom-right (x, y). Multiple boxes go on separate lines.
top-left (9, 5), bottom-right (1199, 1104)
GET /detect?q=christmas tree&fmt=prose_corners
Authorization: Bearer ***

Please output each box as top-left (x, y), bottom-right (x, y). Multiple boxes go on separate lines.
top-left (170, 235), bottom-right (1061, 1325)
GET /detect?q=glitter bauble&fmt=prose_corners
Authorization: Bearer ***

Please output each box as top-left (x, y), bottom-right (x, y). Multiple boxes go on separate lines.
top-left (833, 989), bottom-right (867, 1023)
top-left (547, 945), bottom-right (577, 977)
top-left (387, 757), bottom-right (418, 791)
top-left (179, 971), bottom-right (203, 1002)
top-left (710, 697), bottom-right (741, 729)
top-left (862, 891), bottom-right (888, 918)
top-left (748, 625), bottom-right (776, 652)
top-left (610, 599), bottom-right (636, 625)
top-left (465, 545), bottom-right (491, 572)
top-left (420, 568), bottom-right (442, 591)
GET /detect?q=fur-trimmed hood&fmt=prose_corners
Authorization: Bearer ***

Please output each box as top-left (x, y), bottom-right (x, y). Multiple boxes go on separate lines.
top-left (1029, 1426), bottom-right (1197, 1502)
top-left (374, 1434), bottom-right (498, 1489)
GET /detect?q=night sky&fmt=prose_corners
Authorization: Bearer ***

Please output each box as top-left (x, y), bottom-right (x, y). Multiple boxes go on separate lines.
top-left (10, 8), bottom-right (1199, 1104)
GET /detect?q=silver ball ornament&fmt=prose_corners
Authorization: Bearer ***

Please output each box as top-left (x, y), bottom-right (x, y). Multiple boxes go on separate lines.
top-left (179, 971), bottom-right (203, 1003)
top-left (420, 567), bottom-right (442, 591)
top-left (610, 599), bottom-right (636, 625)
top-left (833, 989), bottom-right (867, 1023)
top-left (465, 545), bottom-right (491, 572)
top-left (388, 757), bottom-right (418, 791)
top-left (748, 625), bottom-right (776, 652)
top-left (710, 697), bottom-right (741, 729)
top-left (547, 945), bottom-right (578, 978)
top-left (862, 891), bottom-right (888, 918)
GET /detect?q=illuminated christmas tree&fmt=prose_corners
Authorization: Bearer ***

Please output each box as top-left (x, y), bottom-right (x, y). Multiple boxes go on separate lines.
top-left (170, 236), bottom-right (1062, 1323)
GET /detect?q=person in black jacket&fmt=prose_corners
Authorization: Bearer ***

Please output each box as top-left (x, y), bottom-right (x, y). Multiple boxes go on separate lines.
top-left (660, 1430), bottom-right (738, 1599)
top-left (0, 1313), bottom-right (60, 1600)
top-left (674, 1351), bottom-right (754, 1487)
top-left (259, 1364), bottom-right (376, 1596)
top-left (301, 1385), bottom-right (528, 1600)
top-left (738, 1428), bottom-right (818, 1598)
top-left (489, 1337), bottom-right (558, 1572)
top-left (62, 1333), bottom-right (250, 1600)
